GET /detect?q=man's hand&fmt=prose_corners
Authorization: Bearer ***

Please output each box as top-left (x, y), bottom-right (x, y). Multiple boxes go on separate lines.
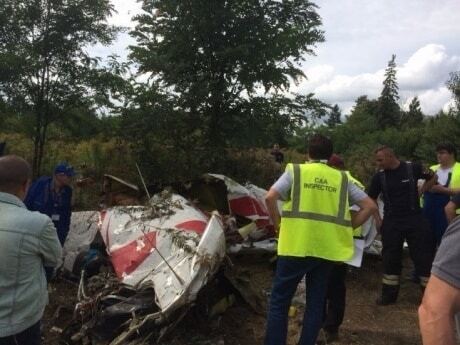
top-left (420, 171), bottom-right (438, 194)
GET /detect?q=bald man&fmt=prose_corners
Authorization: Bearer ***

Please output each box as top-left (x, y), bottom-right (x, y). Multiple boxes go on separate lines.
top-left (0, 156), bottom-right (62, 345)
top-left (368, 146), bottom-right (436, 305)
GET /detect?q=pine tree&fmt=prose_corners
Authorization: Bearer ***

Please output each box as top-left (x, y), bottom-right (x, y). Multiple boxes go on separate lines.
top-left (377, 55), bottom-right (401, 128)
top-left (401, 96), bottom-right (424, 127)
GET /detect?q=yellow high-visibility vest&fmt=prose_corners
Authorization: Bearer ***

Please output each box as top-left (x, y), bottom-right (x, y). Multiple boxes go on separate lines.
top-left (278, 162), bottom-right (354, 261)
top-left (346, 171), bottom-right (364, 190)
top-left (430, 162), bottom-right (460, 214)
top-left (430, 162), bottom-right (460, 189)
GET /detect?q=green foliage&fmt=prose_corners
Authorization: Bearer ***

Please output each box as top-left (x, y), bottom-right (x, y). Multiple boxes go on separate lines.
top-left (0, 0), bottom-right (123, 176)
top-left (414, 111), bottom-right (460, 161)
top-left (400, 96), bottom-right (424, 128)
top-left (3, 1), bottom-right (460, 199)
top-left (344, 96), bottom-right (379, 133)
top-left (129, 0), bottom-right (327, 163)
top-left (326, 104), bottom-right (342, 128)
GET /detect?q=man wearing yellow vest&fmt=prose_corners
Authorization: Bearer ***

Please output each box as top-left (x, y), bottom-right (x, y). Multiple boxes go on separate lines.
top-left (264, 135), bottom-right (376, 345)
top-left (423, 142), bottom-right (460, 246)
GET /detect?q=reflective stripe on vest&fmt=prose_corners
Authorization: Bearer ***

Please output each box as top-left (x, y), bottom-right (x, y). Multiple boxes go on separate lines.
top-left (282, 164), bottom-right (352, 227)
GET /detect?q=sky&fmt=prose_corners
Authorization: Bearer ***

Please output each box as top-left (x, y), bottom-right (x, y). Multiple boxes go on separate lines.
top-left (92, 0), bottom-right (460, 116)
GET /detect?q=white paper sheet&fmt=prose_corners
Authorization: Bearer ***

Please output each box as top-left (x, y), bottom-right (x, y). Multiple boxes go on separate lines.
top-left (346, 239), bottom-right (365, 268)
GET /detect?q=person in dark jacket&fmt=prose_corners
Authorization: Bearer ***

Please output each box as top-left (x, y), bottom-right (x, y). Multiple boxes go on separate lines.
top-left (24, 162), bottom-right (75, 245)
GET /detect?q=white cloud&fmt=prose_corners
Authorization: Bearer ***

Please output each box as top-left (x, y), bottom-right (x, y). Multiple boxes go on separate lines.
top-left (296, 44), bottom-right (460, 115)
top-left (90, 1), bottom-right (460, 117)
top-left (398, 44), bottom-right (460, 90)
top-left (108, 0), bottom-right (142, 28)
top-left (415, 87), bottom-right (455, 115)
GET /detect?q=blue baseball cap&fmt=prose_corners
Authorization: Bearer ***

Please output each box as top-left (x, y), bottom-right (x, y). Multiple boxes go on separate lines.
top-left (54, 162), bottom-right (76, 177)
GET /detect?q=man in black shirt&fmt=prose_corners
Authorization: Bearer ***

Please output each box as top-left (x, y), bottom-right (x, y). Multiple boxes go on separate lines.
top-left (368, 146), bottom-right (436, 305)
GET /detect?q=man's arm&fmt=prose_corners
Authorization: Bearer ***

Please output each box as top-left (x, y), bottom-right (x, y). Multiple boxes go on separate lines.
top-left (265, 188), bottom-right (281, 234)
top-left (418, 274), bottom-right (460, 345)
top-left (430, 184), bottom-right (460, 196)
top-left (351, 196), bottom-right (378, 229)
top-left (445, 194), bottom-right (460, 224)
top-left (418, 166), bottom-right (437, 194)
top-left (445, 201), bottom-right (458, 224)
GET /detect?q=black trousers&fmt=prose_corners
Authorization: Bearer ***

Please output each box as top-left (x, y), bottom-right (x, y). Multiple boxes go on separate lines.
top-left (381, 214), bottom-right (435, 278)
top-left (0, 321), bottom-right (41, 345)
top-left (323, 264), bottom-right (347, 333)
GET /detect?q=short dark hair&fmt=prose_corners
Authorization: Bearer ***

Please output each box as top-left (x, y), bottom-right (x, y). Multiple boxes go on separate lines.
top-left (0, 155), bottom-right (31, 193)
top-left (374, 145), bottom-right (395, 156)
top-left (308, 134), bottom-right (333, 160)
top-left (436, 142), bottom-right (457, 158)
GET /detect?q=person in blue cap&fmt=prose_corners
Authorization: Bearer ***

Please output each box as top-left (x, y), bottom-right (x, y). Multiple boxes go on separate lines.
top-left (24, 162), bottom-right (75, 246)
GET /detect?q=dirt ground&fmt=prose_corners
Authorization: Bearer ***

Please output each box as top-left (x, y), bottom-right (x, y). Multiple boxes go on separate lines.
top-left (43, 251), bottom-right (424, 345)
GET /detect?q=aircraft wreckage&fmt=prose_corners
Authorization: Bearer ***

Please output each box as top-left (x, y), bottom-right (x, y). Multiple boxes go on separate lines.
top-left (58, 174), bottom-right (380, 344)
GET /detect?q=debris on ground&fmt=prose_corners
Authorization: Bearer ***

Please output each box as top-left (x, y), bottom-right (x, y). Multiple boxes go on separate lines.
top-left (46, 173), bottom-right (388, 344)
top-left (55, 174), bottom-right (278, 344)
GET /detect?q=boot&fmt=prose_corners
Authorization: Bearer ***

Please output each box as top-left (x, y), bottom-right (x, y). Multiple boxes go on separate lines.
top-left (376, 283), bottom-right (399, 306)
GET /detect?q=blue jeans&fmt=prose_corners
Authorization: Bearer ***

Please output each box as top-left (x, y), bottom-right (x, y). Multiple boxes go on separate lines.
top-left (265, 256), bottom-right (333, 345)
top-left (0, 321), bottom-right (41, 345)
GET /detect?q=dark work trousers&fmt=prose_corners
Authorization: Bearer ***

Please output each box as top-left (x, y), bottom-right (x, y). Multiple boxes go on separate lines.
top-left (0, 321), bottom-right (41, 345)
top-left (381, 214), bottom-right (435, 279)
top-left (323, 264), bottom-right (347, 333)
top-left (265, 256), bottom-right (333, 345)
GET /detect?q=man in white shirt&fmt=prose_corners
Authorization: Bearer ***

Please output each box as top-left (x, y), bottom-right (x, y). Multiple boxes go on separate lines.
top-left (423, 142), bottom-right (460, 246)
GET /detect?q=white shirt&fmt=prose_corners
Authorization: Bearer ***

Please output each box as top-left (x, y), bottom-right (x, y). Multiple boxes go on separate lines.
top-left (436, 167), bottom-right (453, 187)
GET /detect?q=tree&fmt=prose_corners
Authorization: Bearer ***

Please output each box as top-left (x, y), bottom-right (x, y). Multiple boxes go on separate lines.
top-left (447, 71), bottom-right (460, 111)
top-left (0, 0), bottom-right (121, 176)
top-left (326, 104), bottom-right (342, 128)
top-left (401, 96), bottom-right (424, 127)
top-left (346, 96), bottom-right (379, 132)
top-left (377, 54), bottom-right (401, 128)
top-left (130, 0), bottom-right (326, 164)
